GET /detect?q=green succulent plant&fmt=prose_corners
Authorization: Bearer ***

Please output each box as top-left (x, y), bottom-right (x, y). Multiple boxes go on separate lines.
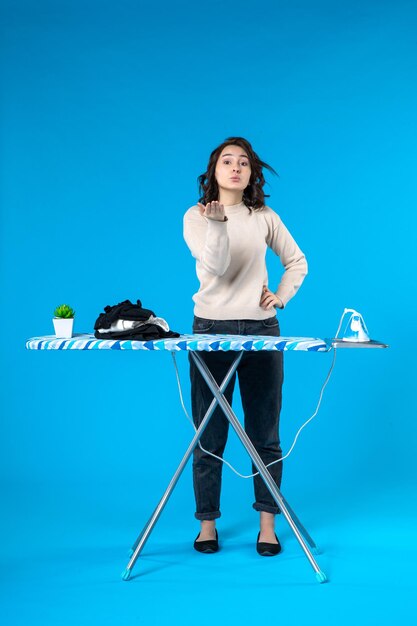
top-left (53, 304), bottom-right (75, 319)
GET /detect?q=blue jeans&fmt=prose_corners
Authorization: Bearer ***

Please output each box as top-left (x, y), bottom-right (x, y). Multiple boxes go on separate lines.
top-left (189, 315), bottom-right (284, 520)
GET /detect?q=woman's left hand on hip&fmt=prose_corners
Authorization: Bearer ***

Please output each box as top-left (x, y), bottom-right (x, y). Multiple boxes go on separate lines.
top-left (260, 285), bottom-right (281, 310)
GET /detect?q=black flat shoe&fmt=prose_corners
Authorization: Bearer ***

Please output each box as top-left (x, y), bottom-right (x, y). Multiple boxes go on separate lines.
top-left (194, 529), bottom-right (219, 553)
top-left (256, 531), bottom-right (282, 556)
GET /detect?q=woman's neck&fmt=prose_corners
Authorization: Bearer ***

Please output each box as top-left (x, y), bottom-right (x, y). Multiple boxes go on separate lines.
top-left (218, 191), bottom-right (243, 206)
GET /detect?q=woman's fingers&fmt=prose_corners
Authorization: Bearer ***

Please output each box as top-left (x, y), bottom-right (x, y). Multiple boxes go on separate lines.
top-left (261, 297), bottom-right (274, 307)
top-left (201, 201), bottom-right (225, 221)
top-left (260, 287), bottom-right (271, 303)
top-left (260, 287), bottom-right (278, 309)
top-left (262, 298), bottom-right (275, 310)
top-left (207, 201), bottom-right (223, 214)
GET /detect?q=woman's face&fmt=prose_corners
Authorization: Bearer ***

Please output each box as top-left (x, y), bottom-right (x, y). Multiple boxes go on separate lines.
top-left (214, 145), bottom-right (252, 195)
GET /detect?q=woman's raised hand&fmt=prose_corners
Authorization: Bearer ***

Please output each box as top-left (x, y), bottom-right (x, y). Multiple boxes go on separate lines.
top-left (197, 201), bottom-right (226, 222)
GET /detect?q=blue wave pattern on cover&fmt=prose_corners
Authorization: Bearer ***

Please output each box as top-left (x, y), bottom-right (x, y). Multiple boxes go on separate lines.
top-left (26, 334), bottom-right (330, 352)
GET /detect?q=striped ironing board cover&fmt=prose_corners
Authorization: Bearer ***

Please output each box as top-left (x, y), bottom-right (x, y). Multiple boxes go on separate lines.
top-left (26, 334), bottom-right (331, 352)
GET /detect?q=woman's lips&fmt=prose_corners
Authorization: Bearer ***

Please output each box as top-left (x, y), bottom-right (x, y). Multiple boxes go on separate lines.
top-left (230, 177), bottom-right (240, 181)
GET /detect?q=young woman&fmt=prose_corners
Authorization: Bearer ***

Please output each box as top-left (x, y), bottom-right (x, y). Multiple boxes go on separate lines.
top-left (183, 137), bottom-right (308, 555)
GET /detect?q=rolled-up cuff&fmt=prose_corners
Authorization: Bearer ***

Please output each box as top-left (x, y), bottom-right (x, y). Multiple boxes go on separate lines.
top-left (252, 503), bottom-right (281, 515)
top-left (195, 510), bottom-right (221, 521)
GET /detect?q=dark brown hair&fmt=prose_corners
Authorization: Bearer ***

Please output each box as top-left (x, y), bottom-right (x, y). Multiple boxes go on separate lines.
top-left (197, 136), bottom-right (279, 212)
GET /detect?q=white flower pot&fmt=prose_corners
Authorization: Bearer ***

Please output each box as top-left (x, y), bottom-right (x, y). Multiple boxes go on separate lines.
top-left (53, 317), bottom-right (74, 338)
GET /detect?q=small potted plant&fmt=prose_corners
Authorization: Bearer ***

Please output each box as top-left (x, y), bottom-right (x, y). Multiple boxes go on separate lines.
top-left (53, 304), bottom-right (75, 338)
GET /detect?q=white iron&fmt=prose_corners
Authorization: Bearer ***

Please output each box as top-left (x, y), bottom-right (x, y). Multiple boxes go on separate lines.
top-left (337, 308), bottom-right (370, 342)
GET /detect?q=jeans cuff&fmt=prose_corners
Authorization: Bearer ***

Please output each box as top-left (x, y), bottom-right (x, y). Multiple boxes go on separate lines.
top-left (252, 503), bottom-right (281, 515)
top-left (194, 511), bottom-right (221, 521)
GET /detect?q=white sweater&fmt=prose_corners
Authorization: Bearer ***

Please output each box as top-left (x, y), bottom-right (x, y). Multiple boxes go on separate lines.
top-left (183, 201), bottom-right (308, 320)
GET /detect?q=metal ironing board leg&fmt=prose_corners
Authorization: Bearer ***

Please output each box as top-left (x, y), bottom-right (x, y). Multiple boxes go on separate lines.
top-left (122, 351), bottom-right (244, 580)
top-left (279, 494), bottom-right (321, 554)
top-left (191, 352), bottom-right (327, 583)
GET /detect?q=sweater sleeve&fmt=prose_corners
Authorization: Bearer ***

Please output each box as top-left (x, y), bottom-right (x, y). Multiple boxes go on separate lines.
top-left (183, 208), bottom-right (231, 276)
top-left (266, 213), bottom-right (308, 309)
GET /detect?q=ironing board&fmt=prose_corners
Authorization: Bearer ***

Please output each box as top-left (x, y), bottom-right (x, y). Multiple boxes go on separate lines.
top-left (26, 332), bottom-right (388, 584)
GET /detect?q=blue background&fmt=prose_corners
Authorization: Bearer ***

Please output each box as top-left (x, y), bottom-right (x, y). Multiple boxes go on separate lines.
top-left (1, 0), bottom-right (416, 624)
